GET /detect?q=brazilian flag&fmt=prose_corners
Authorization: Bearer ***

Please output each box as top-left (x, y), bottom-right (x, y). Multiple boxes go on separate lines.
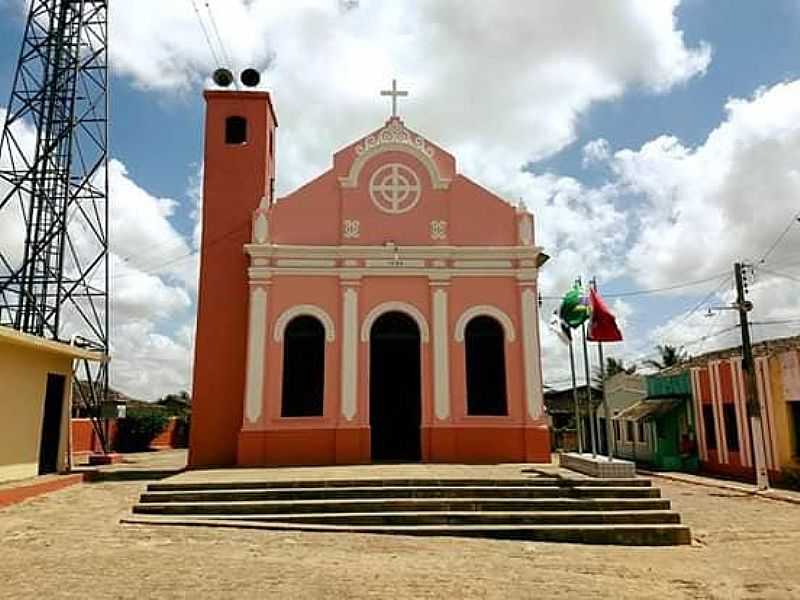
top-left (559, 284), bottom-right (591, 329)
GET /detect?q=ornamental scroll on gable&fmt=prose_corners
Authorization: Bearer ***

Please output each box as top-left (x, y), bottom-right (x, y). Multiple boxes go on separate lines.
top-left (338, 117), bottom-right (452, 190)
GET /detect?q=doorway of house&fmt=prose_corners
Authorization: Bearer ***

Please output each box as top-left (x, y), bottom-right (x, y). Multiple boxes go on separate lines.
top-left (38, 374), bottom-right (66, 475)
top-left (369, 311), bottom-right (421, 462)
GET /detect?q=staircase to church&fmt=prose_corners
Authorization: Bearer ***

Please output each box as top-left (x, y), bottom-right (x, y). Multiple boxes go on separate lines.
top-left (124, 476), bottom-right (691, 546)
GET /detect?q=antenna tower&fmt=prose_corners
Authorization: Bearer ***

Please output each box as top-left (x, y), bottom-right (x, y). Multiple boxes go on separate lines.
top-left (0, 0), bottom-right (109, 447)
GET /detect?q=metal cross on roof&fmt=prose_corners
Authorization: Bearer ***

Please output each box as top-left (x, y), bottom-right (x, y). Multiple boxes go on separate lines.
top-left (380, 78), bottom-right (408, 118)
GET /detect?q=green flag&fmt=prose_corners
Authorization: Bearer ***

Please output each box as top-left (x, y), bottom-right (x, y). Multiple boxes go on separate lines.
top-left (559, 284), bottom-right (591, 328)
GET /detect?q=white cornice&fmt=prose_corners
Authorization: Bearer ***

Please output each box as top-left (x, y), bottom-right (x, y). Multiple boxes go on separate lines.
top-left (245, 243), bottom-right (543, 260)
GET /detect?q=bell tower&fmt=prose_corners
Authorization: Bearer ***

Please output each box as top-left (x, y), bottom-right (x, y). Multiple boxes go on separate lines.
top-left (189, 90), bottom-right (278, 467)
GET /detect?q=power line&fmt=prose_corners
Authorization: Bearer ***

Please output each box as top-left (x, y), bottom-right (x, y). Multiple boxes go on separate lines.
top-left (188, 0), bottom-right (222, 66)
top-left (758, 210), bottom-right (800, 264)
top-left (540, 271), bottom-right (729, 301)
top-left (204, 0), bottom-right (238, 82)
top-left (757, 266), bottom-right (800, 285)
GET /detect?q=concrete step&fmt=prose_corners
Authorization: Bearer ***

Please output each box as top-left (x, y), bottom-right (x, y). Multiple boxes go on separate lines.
top-left (126, 509), bottom-right (681, 526)
top-left (122, 516), bottom-right (691, 546)
top-left (133, 496), bottom-right (672, 516)
top-left (146, 477), bottom-right (653, 493)
top-left (139, 485), bottom-right (660, 504)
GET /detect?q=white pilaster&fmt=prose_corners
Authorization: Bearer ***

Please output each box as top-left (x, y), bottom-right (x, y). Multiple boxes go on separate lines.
top-left (244, 283), bottom-right (269, 425)
top-left (340, 283), bottom-right (359, 421)
top-left (520, 286), bottom-right (544, 419)
top-left (431, 283), bottom-right (450, 420)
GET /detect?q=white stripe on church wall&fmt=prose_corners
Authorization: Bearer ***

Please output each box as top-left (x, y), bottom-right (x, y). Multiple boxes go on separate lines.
top-left (520, 287), bottom-right (543, 419)
top-left (432, 286), bottom-right (451, 421)
top-left (340, 286), bottom-right (359, 421)
top-left (244, 285), bottom-right (268, 425)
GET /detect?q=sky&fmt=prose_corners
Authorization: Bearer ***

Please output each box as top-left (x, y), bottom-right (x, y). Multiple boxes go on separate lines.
top-left (1, 0), bottom-right (799, 399)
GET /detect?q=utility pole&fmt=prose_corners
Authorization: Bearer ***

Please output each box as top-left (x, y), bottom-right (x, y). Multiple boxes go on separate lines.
top-left (734, 262), bottom-right (769, 490)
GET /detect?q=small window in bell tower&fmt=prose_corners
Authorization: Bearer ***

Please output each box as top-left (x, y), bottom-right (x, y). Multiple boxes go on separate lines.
top-left (225, 116), bottom-right (247, 144)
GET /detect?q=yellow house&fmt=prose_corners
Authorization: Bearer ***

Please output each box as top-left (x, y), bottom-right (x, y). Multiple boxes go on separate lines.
top-left (769, 347), bottom-right (800, 473)
top-left (0, 326), bottom-right (104, 483)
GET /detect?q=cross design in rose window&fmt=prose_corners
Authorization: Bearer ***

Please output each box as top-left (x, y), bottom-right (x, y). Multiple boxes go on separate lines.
top-left (369, 163), bottom-right (421, 215)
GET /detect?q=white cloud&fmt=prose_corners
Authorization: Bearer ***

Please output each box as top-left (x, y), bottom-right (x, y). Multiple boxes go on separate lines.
top-left (107, 0), bottom-right (709, 195)
top-left (582, 138), bottom-right (611, 167)
top-left (0, 108), bottom-right (35, 275)
top-left (0, 105), bottom-right (196, 398)
top-left (2, 2), bottom-right (713, 395)
top-left (611, 80), bottom-right (800, 288)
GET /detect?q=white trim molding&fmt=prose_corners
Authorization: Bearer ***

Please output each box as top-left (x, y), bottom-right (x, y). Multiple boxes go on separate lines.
top-left (338, 119), bottom-right (451, 190)
top-left (520, 288), bottom-right (544, 419)
top-left (340, 287), bottom-right (359, 421)
top-left (454, 305), bottom-right (516, 343)
top-left (244, 285), bottom-right (268, 424)
top-left (360, 301), bottom-right (430, 343)
top-left (431, 286), bottom-right (450, 420)
top-left (273, 304), bottom-right (336, 342)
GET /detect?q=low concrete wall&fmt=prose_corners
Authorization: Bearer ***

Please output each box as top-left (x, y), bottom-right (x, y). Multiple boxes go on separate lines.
top-left (560, 452), bottom-right (636, 478)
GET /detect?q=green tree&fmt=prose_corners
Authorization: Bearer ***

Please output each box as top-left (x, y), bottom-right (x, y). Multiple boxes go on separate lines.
top-left (605, 357), bottom-right (637, 377)
top-left (643, 344), bottom-right (687, 371)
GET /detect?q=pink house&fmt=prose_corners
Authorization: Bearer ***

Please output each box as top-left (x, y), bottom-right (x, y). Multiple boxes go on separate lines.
top-left (189, 87), bottom-right (550, 467)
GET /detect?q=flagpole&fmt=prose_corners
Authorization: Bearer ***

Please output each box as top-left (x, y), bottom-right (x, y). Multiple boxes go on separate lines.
top-left (581, 321), bottom-right (598, 457)
top-left (597, 341), bottom-right (615, 461)
top-left (569, 338), bottom-right (583, 455)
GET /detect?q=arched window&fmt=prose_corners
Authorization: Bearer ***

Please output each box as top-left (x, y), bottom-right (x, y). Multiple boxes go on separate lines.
top-left (225, 115), bottom-right (247, 144)
top-left (465, 315), bottom-right (507, 416)
top-left (281, 315), bottom-right (325, 417)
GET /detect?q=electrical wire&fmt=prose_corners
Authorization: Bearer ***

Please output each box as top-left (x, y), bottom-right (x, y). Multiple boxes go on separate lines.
top-left (758, 210), bottom-right (800, 264)
top-left (539, 271), bottom-right (729, 301)
top-left (204, 0), bottom-right (239, 86)
top-left (757, 266), bottom-right (800, 285)
top-left (188, 0), bottom-right (222, 67)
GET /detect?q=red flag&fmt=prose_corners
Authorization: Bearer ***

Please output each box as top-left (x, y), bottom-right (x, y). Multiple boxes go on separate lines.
top-left (588, 287), bottom-right (623, 342)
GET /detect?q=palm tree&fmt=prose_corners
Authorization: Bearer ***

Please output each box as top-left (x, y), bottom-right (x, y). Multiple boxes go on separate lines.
top-left (643, 344), bottom-right (687, 370)
top-left (605, 357), bottom-right (637, 377)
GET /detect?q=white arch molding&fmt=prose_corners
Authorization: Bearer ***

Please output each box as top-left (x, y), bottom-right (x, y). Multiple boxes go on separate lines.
top-left (273, 304), bottom-right (336, 342)
top-left (454, 305), bottom-right (516, 343)
top-left (360, 301), bottom-right (430, 343)
top-left (339, 144), bottom-right (451, 191)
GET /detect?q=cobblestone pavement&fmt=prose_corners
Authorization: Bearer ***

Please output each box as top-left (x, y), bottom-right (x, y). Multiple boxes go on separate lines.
top-left (0, 453), bottom-right (798, 599)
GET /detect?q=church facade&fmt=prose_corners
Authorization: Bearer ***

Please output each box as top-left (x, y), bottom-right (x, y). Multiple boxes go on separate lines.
top-left (189, 88), bottom-right (550, 467)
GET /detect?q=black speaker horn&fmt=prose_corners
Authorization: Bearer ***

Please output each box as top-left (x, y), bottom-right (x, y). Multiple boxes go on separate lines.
top-left (212, 68), bottom-right (234, 87)
top-left (240, 68), bottom-right (261, 87)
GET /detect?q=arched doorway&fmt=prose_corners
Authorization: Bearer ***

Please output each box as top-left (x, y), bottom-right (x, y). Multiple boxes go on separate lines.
top-left (369, 311), bottom-right (421, 461)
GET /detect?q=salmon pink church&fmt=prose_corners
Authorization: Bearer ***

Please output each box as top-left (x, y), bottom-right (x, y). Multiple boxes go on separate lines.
top-left (189, 81), bottom-right (550, 468)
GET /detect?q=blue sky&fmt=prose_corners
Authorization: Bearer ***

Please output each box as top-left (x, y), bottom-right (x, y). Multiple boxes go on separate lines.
top-left (1, 1), bottom-right (799, 398)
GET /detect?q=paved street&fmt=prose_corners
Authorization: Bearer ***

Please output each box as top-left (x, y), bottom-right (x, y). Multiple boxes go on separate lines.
top-left (0, 451), bottom-right (798, 599)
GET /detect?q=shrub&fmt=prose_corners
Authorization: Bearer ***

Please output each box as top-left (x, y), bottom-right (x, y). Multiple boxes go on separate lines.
top-left (116, 409), bottom-right (169, 452)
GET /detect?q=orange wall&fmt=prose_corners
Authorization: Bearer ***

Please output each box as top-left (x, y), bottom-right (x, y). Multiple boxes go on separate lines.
top-left (71, 417), bottom-right (182, 454)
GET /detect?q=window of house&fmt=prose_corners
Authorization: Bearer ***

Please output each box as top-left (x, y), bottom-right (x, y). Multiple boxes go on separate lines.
top-left (626, 420), bottom-right (635, 442)
top-left (723, 403), bottom-right (739, 451)
top-left (637, 420), bottom-right (646, 443)
top-left (465, 316), bottom-right (507, 416)
top-left (614, 420), bottom-right (621, 441)
top-left (703, 404), bottom-right (717, 450)
top-left (225, 115), bottom-right (247, 144)
top-left (281, 315), bottom-right (325, 417)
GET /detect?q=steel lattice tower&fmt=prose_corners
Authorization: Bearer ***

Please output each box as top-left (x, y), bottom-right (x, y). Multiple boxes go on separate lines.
top-left (0, 0), bottom-right (109, 444)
